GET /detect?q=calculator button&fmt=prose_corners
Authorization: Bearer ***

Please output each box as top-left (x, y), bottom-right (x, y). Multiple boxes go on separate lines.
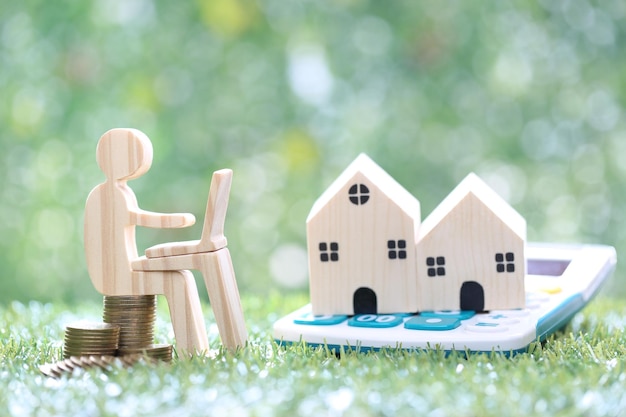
top-left (404, 316), bottom-right (461, 331)
top-left (481, 314), bottom-right (520, 326)
top-left (490, 309), bottom-right (530, 318)
top-left (294, 313), bottom-right (348, 326)
top-left (420, 310), bottom-right (476, 320)
top-left (539, 285), bottom-right (562, 295)
top-left (348, 314), bottom-right (404, 328)
top-left (465, 322), bottom-right (509, 333)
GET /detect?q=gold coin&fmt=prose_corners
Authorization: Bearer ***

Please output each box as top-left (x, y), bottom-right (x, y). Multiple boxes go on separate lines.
top-left (65, 322), bottom-right (120, 332)
top-left (118, 343), bottom-right (173, 362)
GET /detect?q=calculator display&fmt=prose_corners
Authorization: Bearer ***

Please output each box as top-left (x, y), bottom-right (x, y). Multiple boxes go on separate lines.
top-left (527, 259), bottom-right (571, 277)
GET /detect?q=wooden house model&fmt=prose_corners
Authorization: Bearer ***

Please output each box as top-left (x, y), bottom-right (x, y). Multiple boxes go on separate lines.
top-left (306, 155), bottom-right (526, 315)
top-left (415, 173), bottom-right (526, 312)
top-left (306, 154), bottom-right (421, 315)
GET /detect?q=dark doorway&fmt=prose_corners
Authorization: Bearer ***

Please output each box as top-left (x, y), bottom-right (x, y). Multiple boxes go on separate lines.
top-left (460, 281), bottom-right (485, 311)
top-left (353, 287), bottom-right (377, 315)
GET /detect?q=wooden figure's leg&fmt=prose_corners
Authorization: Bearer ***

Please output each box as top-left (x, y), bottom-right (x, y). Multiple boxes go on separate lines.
top-left (133, 270), bottom-right (209, 355)
top-left (133, 252), bottom-right (248, 351)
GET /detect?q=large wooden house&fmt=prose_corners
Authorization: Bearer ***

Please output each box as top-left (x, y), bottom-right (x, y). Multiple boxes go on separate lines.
top-left (307, 154), bottom-right (421, 315)
top-left (307, 155), bottom-right (526, 315)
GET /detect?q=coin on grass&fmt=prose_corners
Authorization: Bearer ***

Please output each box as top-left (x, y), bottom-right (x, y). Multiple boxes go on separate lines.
top-left (118, 343), bottom-right (173, 362)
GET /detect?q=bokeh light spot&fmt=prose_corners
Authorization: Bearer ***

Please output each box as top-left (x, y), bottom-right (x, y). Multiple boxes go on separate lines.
top-left (287, 43), bottom-right (334, 106)
top-left (269, 244), bottom-right (308, 288)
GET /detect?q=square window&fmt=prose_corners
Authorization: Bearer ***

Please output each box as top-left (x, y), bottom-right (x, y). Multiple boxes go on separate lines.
top-left (428, 268), bottom-right (436, 277)
top-left (319, 241), bottom-right (339, 262)
top-left (426, 257), bottom-right (435, 266)
top-left (437, 267), bottom-right (446, 276)
top-left (388, 240), bottom-right (408, 260)
top-left (495, 251), bottom-right (515, 273)
top-left (436, 257), bottom-right (445, 265)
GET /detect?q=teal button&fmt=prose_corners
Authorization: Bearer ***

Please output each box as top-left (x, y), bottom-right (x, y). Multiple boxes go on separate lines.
top-left (348, 314), bottom-right (404, 328)
top-left (420, 310), bottom-right (475, 320)
top-left (404, 316), bottom-right (461, 331)
top-left (294, 313), bottom-right (348, 326)
top-left (475, 322), bottom-right (499, 327)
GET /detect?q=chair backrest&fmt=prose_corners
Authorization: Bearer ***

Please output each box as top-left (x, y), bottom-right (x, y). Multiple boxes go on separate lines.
top-left (198, 169), bottom-right (233, 252)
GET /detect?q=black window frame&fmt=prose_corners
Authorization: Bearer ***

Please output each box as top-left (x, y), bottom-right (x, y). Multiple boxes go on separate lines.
top-left (387, 240), bottom-right (407, 260)
top-left (319, 242), bottom-right (340, 262)
top-left (426, 256), bottom-right (446, 276)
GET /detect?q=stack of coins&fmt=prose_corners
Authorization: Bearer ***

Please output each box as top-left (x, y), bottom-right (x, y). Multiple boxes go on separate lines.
top-left (103, 295), bottom-right (157, 350)
top-left (102, 295), bottom-right (173, 362)
top-left (40, 295), bottom-right (175, 378)
top-left (63, 322), bottom-right (120, 359)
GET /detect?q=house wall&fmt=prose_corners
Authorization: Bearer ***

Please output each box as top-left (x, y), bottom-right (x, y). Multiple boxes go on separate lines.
top-left (308, 173), bottom-right (420, 315)
top-left (416, 194), bottom-right (526, 311)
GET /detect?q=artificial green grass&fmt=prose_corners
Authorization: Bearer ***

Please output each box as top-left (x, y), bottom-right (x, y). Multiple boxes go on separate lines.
top-left (2, 293), bottom-right (626, 417)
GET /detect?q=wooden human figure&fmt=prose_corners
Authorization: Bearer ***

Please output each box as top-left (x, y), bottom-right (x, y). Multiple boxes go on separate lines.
top-left (84, 128), bottom-right (247, 354)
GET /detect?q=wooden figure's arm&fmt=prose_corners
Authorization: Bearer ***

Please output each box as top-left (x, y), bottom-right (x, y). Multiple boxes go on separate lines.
top-left (130, 209), bottom-right (196, 229)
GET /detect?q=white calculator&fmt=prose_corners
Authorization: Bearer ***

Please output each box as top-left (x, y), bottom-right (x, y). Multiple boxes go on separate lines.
top-left (273, 243), bottom-right (616, 354)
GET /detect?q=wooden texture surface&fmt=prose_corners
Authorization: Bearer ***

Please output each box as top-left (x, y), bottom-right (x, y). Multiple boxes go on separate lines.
top-left (416, 173), bottom-right (526, 311)
top-left (133, 249), bottom-right (247, 351)
top-left (306, 154), bottom-right (527, 315)
top-left (145, 169), bottom-right (232, 258)
top-left (84, 128), bottom-right (246, 354)
top-left (307, 154), bottom-right (421, 315)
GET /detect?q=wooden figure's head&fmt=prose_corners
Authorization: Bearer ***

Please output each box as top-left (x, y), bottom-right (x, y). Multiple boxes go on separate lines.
top-left (96, 128), bottom-right (153, 182)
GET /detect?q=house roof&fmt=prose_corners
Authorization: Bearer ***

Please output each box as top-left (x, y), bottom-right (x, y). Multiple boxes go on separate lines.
top-left (307, 153), bottom-right (421, 223)
top-left (418, 173), bottom-right (526, 240)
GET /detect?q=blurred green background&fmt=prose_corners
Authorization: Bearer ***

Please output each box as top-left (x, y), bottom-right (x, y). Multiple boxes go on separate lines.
top-left (1, 0), bottom-right (624, 304)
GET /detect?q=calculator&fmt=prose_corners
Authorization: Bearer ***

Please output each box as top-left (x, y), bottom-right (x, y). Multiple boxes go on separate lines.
top-left (273, 243), bottom-right (616, 354)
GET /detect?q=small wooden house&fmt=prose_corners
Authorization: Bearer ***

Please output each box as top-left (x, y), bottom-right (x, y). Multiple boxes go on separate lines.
top-left (307, 154), bottom-right (421, 315)
top-left (415, 173), bottom-right (526, 312)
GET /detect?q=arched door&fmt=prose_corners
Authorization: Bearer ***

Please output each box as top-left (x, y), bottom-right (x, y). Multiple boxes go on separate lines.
top-left (353, 287), bottom-right (377, 315)
top-left (460, 281), bottom-right (485, 312)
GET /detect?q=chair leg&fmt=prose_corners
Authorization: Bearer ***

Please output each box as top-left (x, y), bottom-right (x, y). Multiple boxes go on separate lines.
top-left (198, 249), bottom-right (248, 352)
top-left (132, 252), bottom-right (247, 352)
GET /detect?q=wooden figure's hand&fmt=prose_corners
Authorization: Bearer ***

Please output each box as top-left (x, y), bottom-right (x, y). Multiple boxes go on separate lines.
top-left (131, 210), bottom-right (196, 229)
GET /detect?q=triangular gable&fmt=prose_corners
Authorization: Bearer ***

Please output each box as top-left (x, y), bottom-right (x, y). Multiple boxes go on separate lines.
top-left (307, 153), bottom-right (420, 222)
top-left (418, 173), bottom-right (526, 241)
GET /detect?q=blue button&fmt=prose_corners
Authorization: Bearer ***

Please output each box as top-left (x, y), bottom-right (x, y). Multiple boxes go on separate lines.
top-left (348, 314), bottom-right (404, 328)
top-left (420, 310), bottom-right (476, 320)
top-left (404, 316), bottom-right (461, 331)
top-left (465, 322), bottom-right (509, 333)
top-left (294, 313), bottom-right (348, 326)
top-left (475, 322), bottom-right (499, 327)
